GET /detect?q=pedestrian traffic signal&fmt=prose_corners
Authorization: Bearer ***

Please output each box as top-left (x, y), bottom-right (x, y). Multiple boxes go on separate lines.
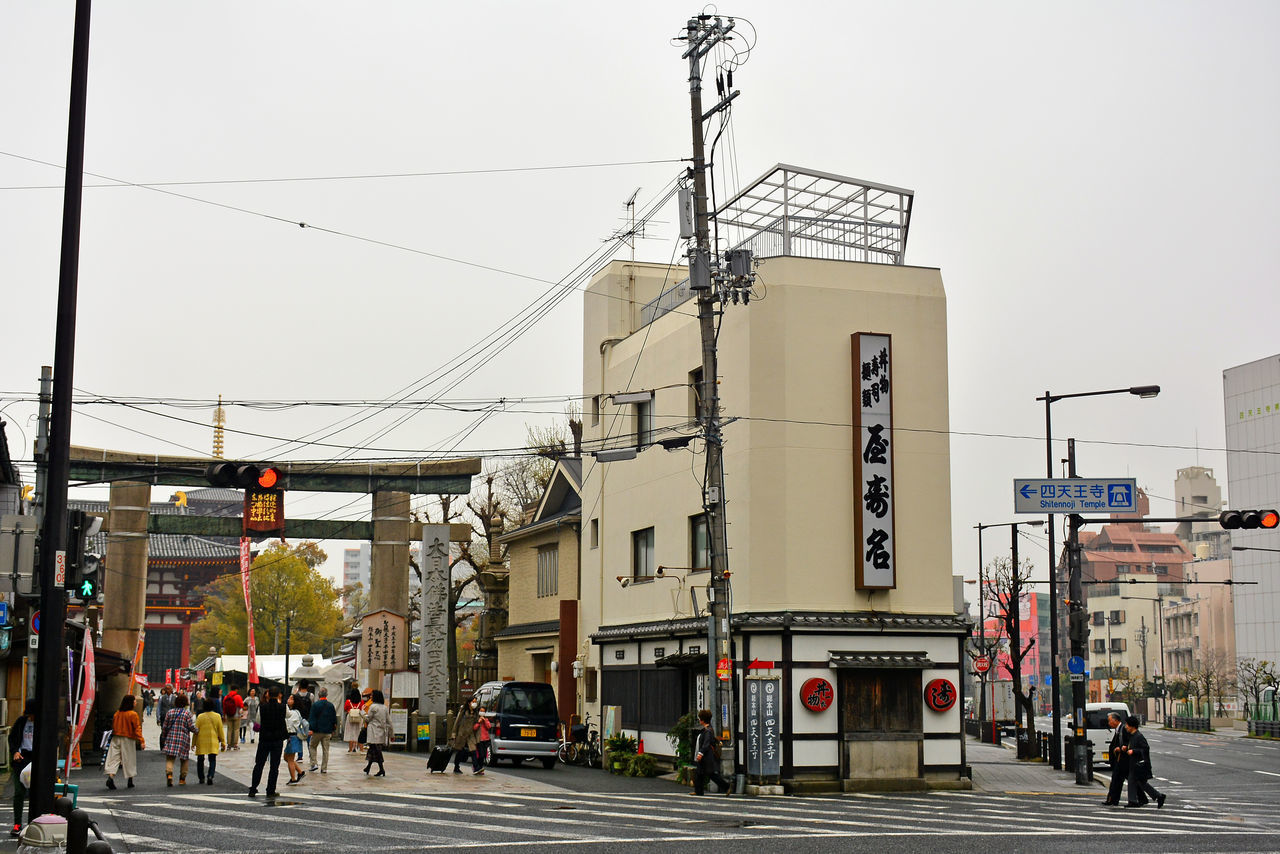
top-left (1219, 509), bottom-right (1280, 530)
top-left (66, 509), bottom-right (104, 603)
top-left (205, 462), bottom-right (280, 490)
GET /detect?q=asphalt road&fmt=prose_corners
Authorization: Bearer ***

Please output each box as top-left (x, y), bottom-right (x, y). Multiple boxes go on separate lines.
top-left (4, 727), bottom-right (1277, 853)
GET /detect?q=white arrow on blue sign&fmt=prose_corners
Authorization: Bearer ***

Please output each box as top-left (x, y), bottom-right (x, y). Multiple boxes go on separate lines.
top-left (1014, 478), bottom-right (1138, 514)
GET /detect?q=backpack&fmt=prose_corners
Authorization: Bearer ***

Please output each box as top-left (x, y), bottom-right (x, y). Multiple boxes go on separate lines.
top-left (710, 734), bottom-right (722, 761)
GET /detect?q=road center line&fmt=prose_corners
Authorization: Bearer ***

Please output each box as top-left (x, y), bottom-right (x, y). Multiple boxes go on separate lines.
top-left (1187, 758), bottom-right (1216, 765)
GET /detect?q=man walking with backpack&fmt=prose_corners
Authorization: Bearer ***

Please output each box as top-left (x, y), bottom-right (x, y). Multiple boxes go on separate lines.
top-left (693, 709), bottom-right (733, 796)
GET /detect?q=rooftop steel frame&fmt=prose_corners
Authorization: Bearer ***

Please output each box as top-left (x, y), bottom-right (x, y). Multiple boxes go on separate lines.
top-left (716, 163), bottom-right (913, 265)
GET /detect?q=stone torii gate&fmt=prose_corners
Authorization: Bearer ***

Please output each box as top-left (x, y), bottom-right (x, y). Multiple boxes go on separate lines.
top-left (69, 446), bottom-right (480, 706)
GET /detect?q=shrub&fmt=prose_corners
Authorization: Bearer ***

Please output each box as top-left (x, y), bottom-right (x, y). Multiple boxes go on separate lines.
top-left (624, 753), bottom-right (659, 778)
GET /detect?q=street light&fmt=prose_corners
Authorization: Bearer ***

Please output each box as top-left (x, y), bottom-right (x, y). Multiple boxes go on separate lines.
top-left (974, 519), bottom-right (1044, 746)
top-left (1232, 545), bottom-right (1280, 554)
top-left (1037, 383), bottom-right (1159, 773)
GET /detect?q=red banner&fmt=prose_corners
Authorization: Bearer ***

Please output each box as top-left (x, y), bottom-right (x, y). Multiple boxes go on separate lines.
top-left (241, 537), bottom-right (259, 683)
top-left (71, 628), bottom-right (96, 750)
top-left (165, 668), bottom-right (172, 686)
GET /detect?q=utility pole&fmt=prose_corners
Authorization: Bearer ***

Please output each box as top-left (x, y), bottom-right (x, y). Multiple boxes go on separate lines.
top-left (681, 13), bottom-right (751, 787)
top-left (1065, 438), bottom-right (1089, 784)
top-left (31, 0), bottom-right (93, 819)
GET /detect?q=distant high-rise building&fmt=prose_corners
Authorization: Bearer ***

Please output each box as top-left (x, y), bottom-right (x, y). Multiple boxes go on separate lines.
top-left (1224, 353), bottom-right (1280, 663)
top-left (1173, 466), bottom-right (1228, 559)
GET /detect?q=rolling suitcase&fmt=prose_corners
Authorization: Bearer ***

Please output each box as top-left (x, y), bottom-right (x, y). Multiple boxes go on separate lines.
top-left (427, 744), bottom-right (453, 773)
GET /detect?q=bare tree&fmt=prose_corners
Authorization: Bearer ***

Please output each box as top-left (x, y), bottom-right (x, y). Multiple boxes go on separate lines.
top-left (1235, 657), bottom-right (1277, 719)
top-left (1185, 649), bottom-right (1235, 717)
top-left (987, 554), bottom-right (1039, 757)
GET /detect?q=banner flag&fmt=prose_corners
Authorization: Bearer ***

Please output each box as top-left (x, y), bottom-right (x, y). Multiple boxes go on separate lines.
top-left (241, 537), bottom-right (259, 683)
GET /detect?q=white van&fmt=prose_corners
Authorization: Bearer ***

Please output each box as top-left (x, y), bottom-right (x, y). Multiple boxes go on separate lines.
top-left (1080, 702), bottom-right (1130, 767)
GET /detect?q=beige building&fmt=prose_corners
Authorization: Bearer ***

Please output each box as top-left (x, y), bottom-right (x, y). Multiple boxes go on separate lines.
top-left (494, 459), bottom-right (582, 718)
top-left (1163, 558), bottom-right (1237, 698)
top-left (1083, 575), bottom-right (1181, 706)
top-left (574, 166), bottom-right (969, 792)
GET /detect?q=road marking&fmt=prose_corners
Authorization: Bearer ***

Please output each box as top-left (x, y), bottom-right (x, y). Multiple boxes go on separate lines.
top-left (1188, 758), bottom-right (1216, 765)
top-left (1254, 770), bottom-right (1280, 777)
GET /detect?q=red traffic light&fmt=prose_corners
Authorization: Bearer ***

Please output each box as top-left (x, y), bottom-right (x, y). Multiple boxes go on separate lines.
top-left (1220, 509), bottom-right (1280, 530)
top-left (257, 467), bottom-right (280, 489)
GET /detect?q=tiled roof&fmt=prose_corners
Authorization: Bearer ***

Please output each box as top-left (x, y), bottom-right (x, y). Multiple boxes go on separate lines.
top-left (494, 619), bottom-right (560, 639)
top-left (829, 651), bottom-right (933, 669)
top-left (590, 611), bottom-right (970, 643)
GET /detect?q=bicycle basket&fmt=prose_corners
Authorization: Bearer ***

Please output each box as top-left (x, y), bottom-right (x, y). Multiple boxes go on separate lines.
top-left (570, 723), bottom-right (589, 743)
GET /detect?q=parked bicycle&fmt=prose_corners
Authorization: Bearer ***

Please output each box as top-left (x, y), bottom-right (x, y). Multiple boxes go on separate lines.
top-left (557, 713), bottom-right (601, 767)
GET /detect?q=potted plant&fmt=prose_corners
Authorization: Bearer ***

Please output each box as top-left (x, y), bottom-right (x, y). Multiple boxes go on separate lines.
top-left (666, 710), bottom-right (699, 786)
top-left (604, 732), bottom-right (637, 773)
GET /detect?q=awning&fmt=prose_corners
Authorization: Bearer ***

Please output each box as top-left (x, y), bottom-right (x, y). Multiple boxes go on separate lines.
top-left (524, 646), bottom-right (554, 654)
top-left (656, 651), bottom-right (706, 668)
top-left (829, 651), bottom-right (933, 669)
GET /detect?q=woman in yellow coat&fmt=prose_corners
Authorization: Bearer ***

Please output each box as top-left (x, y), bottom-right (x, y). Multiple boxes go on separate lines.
top-left (193, 697), bottom-right (226, 786)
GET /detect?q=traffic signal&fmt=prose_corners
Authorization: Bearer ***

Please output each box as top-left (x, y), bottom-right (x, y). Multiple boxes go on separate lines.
top-left (205, 462), bottom-right (280, 490)
top-left (66, 509), bottom-right (104, 603)
top-left (1219, 509), bottom-right (1280, 530)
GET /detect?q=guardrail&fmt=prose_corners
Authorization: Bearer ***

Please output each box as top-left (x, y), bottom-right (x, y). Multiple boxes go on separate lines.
top-left (1248, 719), bottom-right (1280, 738)
top-left (1164, 715), bottom-right (1211, 732)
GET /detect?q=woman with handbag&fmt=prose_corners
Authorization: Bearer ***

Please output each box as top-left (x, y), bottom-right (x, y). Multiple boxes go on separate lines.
top-left (343, 687), bottom-right (365, 753)
top-left (104, 695), bottom-right (145, 790)
top-left (193, 697), bottom-right (226, 785)
top-left (244, 686), bottom-right (261, 744)
top-left (362, 690), bottom-right (391, 777)
top-left (283, 693), bottom-right (307, 785)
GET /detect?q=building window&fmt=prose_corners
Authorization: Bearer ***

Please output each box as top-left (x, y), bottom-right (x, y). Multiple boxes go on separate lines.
top-left (635, 400), bottom-right (653, 447)
top-left (536, 545), bottom-right (559, 598)
top-left (690, 514), bottom-right (710, 571)
top-left (632, 527), bottom-right (655, 580)
top-left (589, 518), bottom-right (599, 549)
top-left (689, 367), bottom-right (703, 420)
top-left (1155, 564), bottom-right (1169, 575)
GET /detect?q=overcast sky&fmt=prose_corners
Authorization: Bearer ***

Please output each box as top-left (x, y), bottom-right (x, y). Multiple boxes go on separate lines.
top-left (3, 2), bottom-right (1278, 592)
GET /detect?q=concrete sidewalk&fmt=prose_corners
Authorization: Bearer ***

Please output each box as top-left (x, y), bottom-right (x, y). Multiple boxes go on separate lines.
top-left (966, 736), bottom-right (1105, 796)
top-left (134, 703), bottom-right (564, 797)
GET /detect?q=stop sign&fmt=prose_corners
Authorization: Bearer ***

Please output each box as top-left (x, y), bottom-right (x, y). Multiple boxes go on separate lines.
top-left (973, 657), bottom-right (990, 673)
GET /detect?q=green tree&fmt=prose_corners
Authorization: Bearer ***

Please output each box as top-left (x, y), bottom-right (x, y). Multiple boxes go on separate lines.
top-left (191, 541), bottom-right (343, 660)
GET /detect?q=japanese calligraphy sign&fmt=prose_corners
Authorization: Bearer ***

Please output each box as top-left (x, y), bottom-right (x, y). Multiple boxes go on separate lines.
top-left (745, 677), bottom-right (781, 778)
top-left (243, 484), bottom-right (285, 536)
top-left (799, 677), bottom-right (834, 712)
top-left (419, 525), bottom-right (450, 717)
top-left (852, 332), bottom-right (896, 589)
top-left (924, 678), bottom-right (957, 712)
top-left (362, 608), bottom-right (407, 672)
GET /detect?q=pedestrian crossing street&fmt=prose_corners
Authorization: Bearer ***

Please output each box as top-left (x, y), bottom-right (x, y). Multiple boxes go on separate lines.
top-left (77, 787), bottom-right (1280, 852)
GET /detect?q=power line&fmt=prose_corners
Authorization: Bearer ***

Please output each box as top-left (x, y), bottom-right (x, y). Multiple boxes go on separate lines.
top-left (0, 153), bottom-right (687, 190)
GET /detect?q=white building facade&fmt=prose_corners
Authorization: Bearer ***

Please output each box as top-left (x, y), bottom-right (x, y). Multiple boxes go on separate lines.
top-left (1224, 354), bottom-right (1280, 663)
top-left (576, 166), bottom-right (969, 792)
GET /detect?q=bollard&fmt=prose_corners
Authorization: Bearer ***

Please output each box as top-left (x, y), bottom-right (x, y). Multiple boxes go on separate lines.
top-left (54, 796), bottom-right (75, 818)
top-left (66, 809), bottom-right (89, 854)
top-left (85, 841), bottom-right (113, 854)
top-left (1064, 736), bottom-right (1075, 772)
top-left (1085, 741), bottom-right (1094, 781)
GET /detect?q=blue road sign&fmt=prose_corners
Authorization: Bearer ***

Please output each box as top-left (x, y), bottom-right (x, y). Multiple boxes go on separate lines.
top-left (1044, 673), bottom-right (1052, 685)
top-left (1028, 675), bottom-right (1037, 685)
top-left (0, 601), bottom-right (8, 625)
top-left (1067, 655), bottom-right (1086, 674)
top-left (1014, 478), bottom-right (1138, 514)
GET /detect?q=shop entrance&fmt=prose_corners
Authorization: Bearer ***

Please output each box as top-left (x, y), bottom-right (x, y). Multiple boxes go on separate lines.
top-left (838, 667), bottom-right (923, 781)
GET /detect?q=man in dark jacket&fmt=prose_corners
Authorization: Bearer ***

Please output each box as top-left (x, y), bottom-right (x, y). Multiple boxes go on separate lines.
top-left (8, 700), bottom-right (35, 837)
top-left (248, 688), bottom-right (287, 798)
top-left (307, 687), bottom-right (337, 774)
top-left (692, 709), bottom-right (733, 796)
top-left (1121, 716), bottom-right (1166, 809)
top-left (1102, 711), bottom-right (1140, 806)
